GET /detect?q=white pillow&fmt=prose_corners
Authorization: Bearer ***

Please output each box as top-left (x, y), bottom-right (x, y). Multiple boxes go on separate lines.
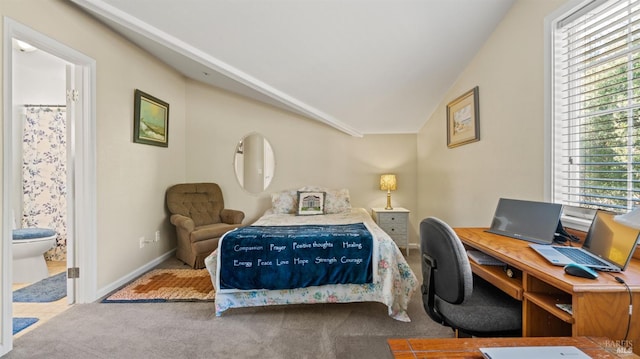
top-left (271, 190), bottom-right (297, 214)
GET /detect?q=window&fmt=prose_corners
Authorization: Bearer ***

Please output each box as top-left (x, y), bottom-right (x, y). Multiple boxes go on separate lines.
top-left (551, 0), bottom-right (640, 216)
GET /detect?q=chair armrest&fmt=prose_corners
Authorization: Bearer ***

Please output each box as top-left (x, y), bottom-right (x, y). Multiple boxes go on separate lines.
top-left (221, 209), bottom-right (245, 225)
top-left (170, 214), bottom-right (195, 232)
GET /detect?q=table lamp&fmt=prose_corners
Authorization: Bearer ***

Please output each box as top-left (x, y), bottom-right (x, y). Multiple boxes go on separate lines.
top-left (380, 174), bottom-right (397, 210)
top-left (614, 207), bottom-right (640, 229)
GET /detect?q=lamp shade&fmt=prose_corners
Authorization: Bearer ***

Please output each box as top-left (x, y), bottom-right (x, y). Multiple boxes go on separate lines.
top-left (380, 174), bottom-right (397, 191)
top-left (614, 207), bottom-right (640, 229)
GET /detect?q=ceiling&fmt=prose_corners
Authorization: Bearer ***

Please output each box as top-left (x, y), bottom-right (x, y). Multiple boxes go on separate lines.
top-left (69, 0), bottom-right (515, 137)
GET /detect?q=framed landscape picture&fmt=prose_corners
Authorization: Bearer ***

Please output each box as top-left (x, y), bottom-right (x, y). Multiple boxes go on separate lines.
top-left (446, 86), bottom-right (479, 148)
top-left (133, 89), bottom-right (169, 147)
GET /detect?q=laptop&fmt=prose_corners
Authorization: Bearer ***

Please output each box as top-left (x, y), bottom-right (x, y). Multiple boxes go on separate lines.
top-left (530, 210), bottom-right (640, 272)
top-left (486, 198), bottom-right (563, 244)
top-left (479, 346), bottom-right (590, 359)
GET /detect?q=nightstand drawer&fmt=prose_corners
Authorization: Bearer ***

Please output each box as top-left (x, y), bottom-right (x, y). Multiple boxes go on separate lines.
top-left (387, 232), bottom-right (407, 243)
top-left (379, 216), bottom-right (408, 231)
top-left (379, 222), bottom-right (407, 234)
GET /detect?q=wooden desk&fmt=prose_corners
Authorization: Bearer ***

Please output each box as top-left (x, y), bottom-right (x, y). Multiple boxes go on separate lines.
top-left (387, 337), bottom-right (639, 358)
top-left (456, 228), bottom-right (640, 355)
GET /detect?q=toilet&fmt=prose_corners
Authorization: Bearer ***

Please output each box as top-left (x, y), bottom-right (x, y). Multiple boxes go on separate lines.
top-left (12, 228), bottom-right (57, 283)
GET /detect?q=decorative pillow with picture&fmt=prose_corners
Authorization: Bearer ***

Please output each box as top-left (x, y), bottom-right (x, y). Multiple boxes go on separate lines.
top-left (271, 186), bottom-right (351, 215)
top-left (296, 191), bottom-right (326, 216)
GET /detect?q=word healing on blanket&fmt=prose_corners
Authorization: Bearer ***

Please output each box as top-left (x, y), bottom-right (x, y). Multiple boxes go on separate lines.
top-left (218, 223), bottom-right (373, 291)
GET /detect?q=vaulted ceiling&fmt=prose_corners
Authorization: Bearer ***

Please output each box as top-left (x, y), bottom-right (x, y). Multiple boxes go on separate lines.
top-left (69, 0), bottom-right (515, 137)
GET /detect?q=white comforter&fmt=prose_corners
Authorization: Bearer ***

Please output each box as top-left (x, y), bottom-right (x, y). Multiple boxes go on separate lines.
top-left (204, 208), bottom-right (418, 321)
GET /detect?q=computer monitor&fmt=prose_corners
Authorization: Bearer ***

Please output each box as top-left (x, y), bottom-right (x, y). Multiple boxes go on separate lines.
top-left (486, 198), bottom-right (563, 244)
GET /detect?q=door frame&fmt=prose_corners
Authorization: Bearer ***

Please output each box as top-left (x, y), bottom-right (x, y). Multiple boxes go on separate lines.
top-left (1, 17), bottom-right (97, 355)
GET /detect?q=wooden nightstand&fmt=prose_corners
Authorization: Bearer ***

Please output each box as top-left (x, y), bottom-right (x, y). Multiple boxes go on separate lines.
top-left (371, 207), bottom-right (410, 255)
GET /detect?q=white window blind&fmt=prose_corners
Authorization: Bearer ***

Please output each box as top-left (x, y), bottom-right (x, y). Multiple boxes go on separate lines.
top-left (553, 0), bottom-right (640, 213)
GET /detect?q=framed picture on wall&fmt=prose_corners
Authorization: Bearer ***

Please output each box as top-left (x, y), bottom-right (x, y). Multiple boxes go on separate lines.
top-left (446, 86), bottom-right (479, 148)
top-left (133, 89), bottom-right (169, 147)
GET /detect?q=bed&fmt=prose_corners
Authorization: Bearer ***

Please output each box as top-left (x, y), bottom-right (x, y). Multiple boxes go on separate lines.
top-left (204, 188), bottom-right (419, 322)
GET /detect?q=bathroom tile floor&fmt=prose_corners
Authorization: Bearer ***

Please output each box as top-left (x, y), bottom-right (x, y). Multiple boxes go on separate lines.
top-left (12, 260), bottom-right (70, 338)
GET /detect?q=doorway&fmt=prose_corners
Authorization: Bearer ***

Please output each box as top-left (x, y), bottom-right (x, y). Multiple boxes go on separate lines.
top-left (11, 38), bottom-right (71, 336)
top-left (2, 18), bottom-right (97, 355)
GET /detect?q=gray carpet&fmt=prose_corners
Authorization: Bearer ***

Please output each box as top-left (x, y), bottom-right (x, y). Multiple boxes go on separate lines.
top-left (5, 251), bottom-right (453, 358)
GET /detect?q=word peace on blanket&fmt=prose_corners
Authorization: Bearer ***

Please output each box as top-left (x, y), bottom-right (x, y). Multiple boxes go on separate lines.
top-left (218, 223), bottom-right (373, 291)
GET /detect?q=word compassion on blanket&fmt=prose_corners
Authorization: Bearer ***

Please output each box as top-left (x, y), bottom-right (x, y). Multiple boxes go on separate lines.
top-left (218, 223), bottom-right (373, 291)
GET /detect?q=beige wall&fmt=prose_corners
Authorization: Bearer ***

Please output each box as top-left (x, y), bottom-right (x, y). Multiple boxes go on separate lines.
top-left (0, 0), bottom-right (420, 300)
top-left (0, 0), bottom-right (187, 289)
top-left (185, 80), bottom-right (418, 242)
top-left (0, 0), bottom-right (572, 299)
top-left (416, 0), bottom-right (567, 227)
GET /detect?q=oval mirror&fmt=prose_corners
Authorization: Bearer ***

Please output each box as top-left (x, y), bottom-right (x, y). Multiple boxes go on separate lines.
top-left (234, 133), bottom-right (275, 194)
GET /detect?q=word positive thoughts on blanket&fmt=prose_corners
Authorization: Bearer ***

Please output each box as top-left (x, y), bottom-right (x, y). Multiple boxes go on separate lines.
top-left (218, 223), bottom-right (374, 292)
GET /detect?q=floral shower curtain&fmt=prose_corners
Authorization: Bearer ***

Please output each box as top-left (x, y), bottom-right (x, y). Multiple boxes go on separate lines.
top-left (22, 105), bottom-right (67, 261)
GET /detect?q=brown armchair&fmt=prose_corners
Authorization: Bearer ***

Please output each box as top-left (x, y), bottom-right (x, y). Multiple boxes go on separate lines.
top-left (166, 183), bottom-right (244, 269)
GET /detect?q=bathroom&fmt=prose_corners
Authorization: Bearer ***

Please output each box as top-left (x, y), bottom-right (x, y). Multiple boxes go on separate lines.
top-left (11, 38), bottom-right (71, 333)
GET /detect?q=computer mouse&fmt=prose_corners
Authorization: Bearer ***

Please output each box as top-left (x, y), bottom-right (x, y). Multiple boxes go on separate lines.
top-left (563, 263), bottom-right (598, 279)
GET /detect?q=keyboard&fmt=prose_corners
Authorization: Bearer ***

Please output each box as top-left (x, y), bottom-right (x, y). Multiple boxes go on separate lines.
top-left (554, 247), bottom-right (609, 267)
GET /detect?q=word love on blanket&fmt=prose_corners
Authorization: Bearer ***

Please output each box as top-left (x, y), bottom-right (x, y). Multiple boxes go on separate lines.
top-left (218, 223), bottom-right (373, 291)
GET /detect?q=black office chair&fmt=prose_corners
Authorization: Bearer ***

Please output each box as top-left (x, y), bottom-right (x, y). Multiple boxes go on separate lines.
top-left (420, 217), bottom-right (522, 337)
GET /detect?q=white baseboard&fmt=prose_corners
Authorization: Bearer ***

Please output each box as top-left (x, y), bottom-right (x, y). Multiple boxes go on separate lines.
top-left (95, 249), bottom-right (176, 300)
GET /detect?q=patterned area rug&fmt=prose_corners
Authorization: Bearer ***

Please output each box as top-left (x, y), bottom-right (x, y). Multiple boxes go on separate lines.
top-left (102, 269), bottom-right (215, 303)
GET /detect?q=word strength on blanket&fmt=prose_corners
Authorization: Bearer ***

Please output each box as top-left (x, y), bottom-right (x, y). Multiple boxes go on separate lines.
top-left (218, 224), bottom-right (374, 291)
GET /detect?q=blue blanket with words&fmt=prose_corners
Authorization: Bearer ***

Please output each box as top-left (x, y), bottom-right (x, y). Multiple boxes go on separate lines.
top-left (218, 223), bottom-right (373, 291)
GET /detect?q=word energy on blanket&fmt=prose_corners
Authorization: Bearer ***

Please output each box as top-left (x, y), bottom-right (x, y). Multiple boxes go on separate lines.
top-left (218, 223), bottom-right (373, 291)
